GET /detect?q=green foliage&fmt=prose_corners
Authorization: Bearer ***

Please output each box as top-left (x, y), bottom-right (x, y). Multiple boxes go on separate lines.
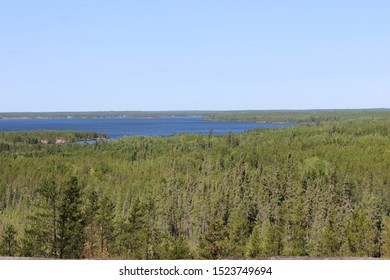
top-left (0, 224), bottom-right (19, 256)
top-left (2, 113), bottom-right (390, 258)
top-left (198, 218), bottom-right (229, 259)
top-left (2, 109), bottom-right (390, 123)
top-left (0, 130), bottom-right (107, 146)
top-left (344, 207), bottom-right (376, 257)
top-left (119, 198), bottom-right (151, 259)
top-left (21, 180), bottom-right (59, 258)
top-left (257, 218), bottom-right (280, 257)
top-left (382, 217), bottom-right (390, 258)
top-left (58, 177), bottom-right (85, 259)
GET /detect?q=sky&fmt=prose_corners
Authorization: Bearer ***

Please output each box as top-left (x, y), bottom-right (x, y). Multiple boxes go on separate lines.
top-left (0, 0), bottom-right (389, 112)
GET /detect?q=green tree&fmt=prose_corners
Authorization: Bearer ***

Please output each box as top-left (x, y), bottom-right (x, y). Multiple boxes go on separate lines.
top-left (83, 190), bottom-right (100, 258)
top-left (226, 207), bottom-right (249, 257)
top-left (246, 222), bottom-right (261, 258)
top-left (345, 207), bottom-right (376, 257)
top-left (380, 216), bottom-right (390, 258)
top-left (0, 224), bottom-right (19, 256)
top-left (198, 218), bottom-right (228, 259)
top-left (158, 234), bottom-right (192, 259)
top-left (96, 195), bottom-right (116, 256)
top-left (258, 218), bottom-right (280, 257)
top-left (120, 198), bottom-right (148, 259)
top-left (58, 177), bottom-right (85, 259)
top-left (39, 179), bottom-right (60, 257)
top-left (21, 179), bottom-right (60, 258)
top-left (319, 208), bottom-right (341, 256)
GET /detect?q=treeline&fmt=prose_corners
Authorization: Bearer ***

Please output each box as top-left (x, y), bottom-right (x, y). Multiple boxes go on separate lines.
top-left (204, 109), bottom-right (390, 123)
top-left (0, 111), bottom-right (210, 119)
top-left (1, 119), bottom-right (390, 258)
top-left (0, 131), bottom-right (107, 148)
top-left (2, 109), bottom-right (390, 123)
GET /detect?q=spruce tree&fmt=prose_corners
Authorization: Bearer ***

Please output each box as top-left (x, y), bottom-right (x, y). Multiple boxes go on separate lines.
top-left (381, 216), bottom-right (390, 258)
top-left (198, 218), bottom-right (228, 259)
top-left (39, 179), bottom-right (59, 257)
top-left (258, 217), bottom-right (280, 257)
top-left (320, 208), bottom-right (341, 256)
top-left (96, 195), bottom-right (116, 256)
top-left (246, 222), bottom-right (261, 258)
top-left (83, 190), bottom-right (100, 258)
top-left (346, 207), bottom-right (375, 257)
top-left (0, 224), bottom-right (19, 256)
top-left (58, 177), bottom-right (85, 259)
top-left (120, 198), bottom-right (148, 259)
top-left (21, 179), bottom-right (59, 258)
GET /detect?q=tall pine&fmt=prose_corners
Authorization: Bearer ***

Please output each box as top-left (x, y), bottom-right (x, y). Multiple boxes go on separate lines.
top-left (58, 177), bottom-right (85, 259)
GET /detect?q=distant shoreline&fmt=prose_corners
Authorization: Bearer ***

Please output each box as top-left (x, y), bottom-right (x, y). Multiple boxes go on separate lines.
top-left (1, 109), bottom-right (390, 124)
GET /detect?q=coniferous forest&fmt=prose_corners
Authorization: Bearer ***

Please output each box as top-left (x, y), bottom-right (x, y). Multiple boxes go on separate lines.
top-left (1, 111), bottom-right (390, 259)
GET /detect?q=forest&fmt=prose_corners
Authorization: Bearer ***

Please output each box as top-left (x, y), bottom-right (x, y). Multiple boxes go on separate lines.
top-left (2, 108), bottom-right (389, 122)
top-left (0, 111), bottom-right (390, 259)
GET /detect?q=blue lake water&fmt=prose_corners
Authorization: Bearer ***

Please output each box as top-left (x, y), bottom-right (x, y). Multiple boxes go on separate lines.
top-left (0, 117), bottom-right (295, 139)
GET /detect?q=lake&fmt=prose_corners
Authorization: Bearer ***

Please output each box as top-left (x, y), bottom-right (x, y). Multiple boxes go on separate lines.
top-left (0, 117), bottom-right (295, 139)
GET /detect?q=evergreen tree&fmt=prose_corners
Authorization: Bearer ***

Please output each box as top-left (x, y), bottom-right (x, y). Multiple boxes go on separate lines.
top-left (170, 235), bottom-right (192, 259)
top-left (366, 194), bottom-right (383, 257)
top-left (83, 190), bottom-right (100, 258)
top-left (282, 180), bottom-right (307, 256)
top-left (198, 218), bottom-right (228, 259)
top-left (345, 207), bottom-right (375, 257)
top-left (58, 177), bottom-right (85, 259)
top-left (208, 129), bottom-right (214, 148)
top-left (0, 224), bottom-right (19, 256)
top-left (382, 216), bottom-right (390, 258)
top-left (120, 198), bottom-right (148, 259)
top-left (320, 208), bottom-right (341, 256)
top-left (96, 195), bottom-right (116, 256)
top-left (22, 212), bottom-right (51, 257)
top-left (226, 207), bottom-right (249, 257)
top-left (159, 234), bottom-right (192, 259)
top-left (257, 217), bottom-right (280, 257)
top-left (246, 222), bottom-right (261, 258)
top-left (21, 179), bottom-right (59, 258)
top-left (39, 179), bottom-right (59, 257)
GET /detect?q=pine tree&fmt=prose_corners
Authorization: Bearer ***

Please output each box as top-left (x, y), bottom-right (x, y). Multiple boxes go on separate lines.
top-left (307, 189), bottom-right (327, 256)
top-left (208, 129), bottom-right (214, 148)
top-left (39, 179), bottom-right (59, 257)
top-left (258, 217), bottom-right (280, 257)
top-left (120, 198), bottom-right (148, 259)
top-left (96, 195), bottom-right (116, 256)
top-left (366, 194), bottom-right (383, 257)
top-left (198, 218), bottom-right (228, 259)
top-left (381, 216), bottom-right (390, 258)
top-left (161, 234), bottom-right (192, 259)
top-left (320, 208), bottom-right (341, 256)
top-left (58, 176), bottom-right (85, 259)
top-left (225, 204), bottom-right (250, 257)
top-left (0, 224), bottom-right (19, 256)
top-left (22, 212), bottom-right (51, 257)
top-left (246, 222), bottom-right (261, 258)
top-left (21, 179), bottom-right (59, 258)
top-left (346, 207), bottom-right (375, 257)
top-left (83, 190), bottom-right (100, 258)
top-left (282, 179), bottom-right (308, 256)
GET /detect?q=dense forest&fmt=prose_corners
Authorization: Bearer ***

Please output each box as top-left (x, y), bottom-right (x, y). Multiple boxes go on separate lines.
top-left (1, 112), bottom-right (390, 259)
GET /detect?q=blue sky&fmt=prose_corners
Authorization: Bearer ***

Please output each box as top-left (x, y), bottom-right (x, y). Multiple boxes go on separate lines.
top-left (1, 0), bottom-right (389, 112)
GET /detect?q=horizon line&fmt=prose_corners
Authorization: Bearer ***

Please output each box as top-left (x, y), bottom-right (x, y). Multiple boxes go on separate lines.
top-left (1, 108), bottom-right (390, 114)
